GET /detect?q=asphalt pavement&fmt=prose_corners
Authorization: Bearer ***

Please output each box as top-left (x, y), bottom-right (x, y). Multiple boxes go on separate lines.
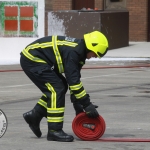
top-left (0, 42), bottom-right (150, 150)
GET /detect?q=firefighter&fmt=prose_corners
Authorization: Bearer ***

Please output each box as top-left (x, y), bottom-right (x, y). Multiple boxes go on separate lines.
top-left (20, 31), bottom-right (108, 142)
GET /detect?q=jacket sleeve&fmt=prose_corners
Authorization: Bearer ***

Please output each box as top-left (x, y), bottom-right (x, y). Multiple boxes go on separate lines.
top-left (64, 50), bottom-right (87, 100)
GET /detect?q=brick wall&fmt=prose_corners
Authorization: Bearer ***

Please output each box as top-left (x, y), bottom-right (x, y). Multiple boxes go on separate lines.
top-left (127, 0), bottom-right (148, 41)
top-left (95, 0), bottom-right (103, 10)
top-left (45, 0), bottom-right (149, 41)
top-left (53, 0), bottom-right (72, 11)
top-left (52, 0), bottom-right (104, 11)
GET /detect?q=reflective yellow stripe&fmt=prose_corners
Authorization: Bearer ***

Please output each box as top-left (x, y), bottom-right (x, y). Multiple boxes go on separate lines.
top-left (38, 99), bottom-right (47, 109)
top-left (47, 107), bottom-right (65, 113)
top-left (26, 42), bottom-right (53, 49)
top-left (45, 84), bottom-right (64, 123)
top-left (45, 83), bottom-right (56, 108)
top-left (70, 82), bottom-right (83, 91)
top-left (22, 49), bottom-right (47, 63)
top-left (57, 41), bottom-right (78, 47)
top-left (52, 36), bottom-right (64, 73)
top-left (75, 90), bottom-right (86, 99)
top-left (47, 117), bottom-right (64, 122)
top-left (22, 42), bottom-right (53, 63)
top-left (79, 61), bottom-right (84, 65)
top-left (70, 90), bottom-right (73, 94)
top-left (43, 94), bottom-right (47, 98)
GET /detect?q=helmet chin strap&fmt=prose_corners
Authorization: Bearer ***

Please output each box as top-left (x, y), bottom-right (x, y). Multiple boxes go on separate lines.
top-left (97, 48), bottom-right (108, 57)
top-left (86, 49), bottom-right (91, 52)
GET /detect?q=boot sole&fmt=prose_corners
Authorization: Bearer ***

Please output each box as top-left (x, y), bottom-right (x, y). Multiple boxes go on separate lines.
top-left (23, 113), bottom-right (42, 138)
top-left (47, 136), bottom-right (74, 142)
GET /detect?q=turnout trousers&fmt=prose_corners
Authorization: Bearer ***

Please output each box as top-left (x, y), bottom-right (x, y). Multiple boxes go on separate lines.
top-left (20, 55), bottom-right (68, 130)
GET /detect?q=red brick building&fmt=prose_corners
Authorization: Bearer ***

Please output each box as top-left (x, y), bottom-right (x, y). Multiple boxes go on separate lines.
top-left (45, 0), bottom-right (150, 42)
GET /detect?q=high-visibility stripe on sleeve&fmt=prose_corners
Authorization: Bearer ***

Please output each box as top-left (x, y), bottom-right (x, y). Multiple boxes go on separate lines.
top-left (69, 82), bottom-right (83, 91)
top-left (57, 41), bottom-right (78, 47)
top-left (74, 90), bottom-right (86, 99)
top-left (69, 82), bottom-right (87, 99)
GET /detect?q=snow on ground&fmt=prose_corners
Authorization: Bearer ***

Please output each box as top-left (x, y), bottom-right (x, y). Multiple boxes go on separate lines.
top-left (0, 57), bottom-right (150, 65)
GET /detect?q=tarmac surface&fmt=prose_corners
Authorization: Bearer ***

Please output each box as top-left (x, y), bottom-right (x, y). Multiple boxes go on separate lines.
top-left (0, 42), bottom-right (150, 150)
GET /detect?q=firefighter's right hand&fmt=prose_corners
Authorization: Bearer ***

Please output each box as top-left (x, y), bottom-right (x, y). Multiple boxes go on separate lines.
top-left (83, 103), bottom-right (99, 118)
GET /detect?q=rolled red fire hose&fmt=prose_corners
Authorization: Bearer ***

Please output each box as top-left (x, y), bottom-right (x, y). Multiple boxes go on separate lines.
top-left (72, 113), bottom-right (150, 142)
top-left (72, 112), bottom-right (106, 141)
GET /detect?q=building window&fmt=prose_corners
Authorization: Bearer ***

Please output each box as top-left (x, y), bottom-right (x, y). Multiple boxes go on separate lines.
top-left (0, 1), bottom-right (38, 37)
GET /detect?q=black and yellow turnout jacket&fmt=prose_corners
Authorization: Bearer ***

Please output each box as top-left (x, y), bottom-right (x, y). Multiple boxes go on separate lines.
top-left (21, 35), bottom-right (87, 100)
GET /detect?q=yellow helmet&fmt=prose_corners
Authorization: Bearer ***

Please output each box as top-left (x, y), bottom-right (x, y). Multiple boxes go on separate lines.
top-left (84, 31), bottom-right (109, 58)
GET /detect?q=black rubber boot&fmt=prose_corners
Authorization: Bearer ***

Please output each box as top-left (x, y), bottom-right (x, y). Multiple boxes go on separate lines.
top-left (47, 130), bottom-right (74, 142)
top-left (23, 108), bottom-right (43, 138)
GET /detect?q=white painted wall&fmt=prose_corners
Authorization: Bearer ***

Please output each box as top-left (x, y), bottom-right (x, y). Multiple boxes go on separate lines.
top-left (48, 12), bottom-right (66, 36)
top-left (0, 0), bottom-right (45, 65)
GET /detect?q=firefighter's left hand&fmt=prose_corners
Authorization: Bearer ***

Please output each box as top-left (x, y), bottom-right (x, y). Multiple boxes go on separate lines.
top-left (84, 103), bottom-right (99, 118)
top-left (73, 102), bottom-right (98, 116)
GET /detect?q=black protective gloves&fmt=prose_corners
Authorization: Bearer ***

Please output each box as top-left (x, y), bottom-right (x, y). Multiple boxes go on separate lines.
top-left (71, 94), bottom-right (99, 118)
top-left (73, 102), bottom-right (84, 116)
top-left (71, 94), bottom-right (83, 115)
top-left (83, 103), bottom-right (99, 118)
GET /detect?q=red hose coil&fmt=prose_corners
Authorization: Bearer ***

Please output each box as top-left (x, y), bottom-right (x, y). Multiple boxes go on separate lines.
top-left (72, 112), bottom-right (106, 141)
